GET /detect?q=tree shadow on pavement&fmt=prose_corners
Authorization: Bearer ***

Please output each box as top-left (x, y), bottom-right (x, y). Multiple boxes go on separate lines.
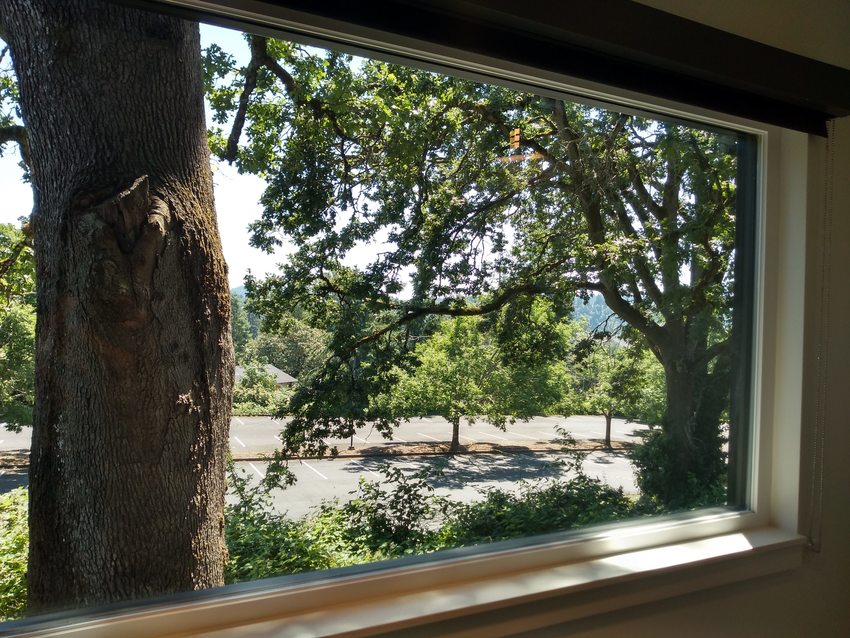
top-left (346, 451), bottom-right (568, 489)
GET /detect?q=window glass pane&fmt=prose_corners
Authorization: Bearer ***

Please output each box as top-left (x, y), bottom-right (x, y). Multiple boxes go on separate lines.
top-left (0, 15), bottom-right (755, 622)
top-left (206, 26), bottom-right (755, 581)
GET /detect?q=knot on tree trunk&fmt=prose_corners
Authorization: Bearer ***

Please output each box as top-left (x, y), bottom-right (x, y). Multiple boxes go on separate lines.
top-left (73, 175), bottom-right (172, 330)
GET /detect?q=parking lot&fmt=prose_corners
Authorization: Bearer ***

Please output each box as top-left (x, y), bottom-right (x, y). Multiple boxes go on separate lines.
top-left (2, 415), bottom-right (645, 516)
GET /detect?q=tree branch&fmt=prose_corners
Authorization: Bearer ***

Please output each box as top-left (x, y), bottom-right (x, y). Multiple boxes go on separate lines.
top-left (223, 52), bottom-right (261, 162)
top-left (0, 224), bottom-right (31, 291)
top-left (611, 200), bottom-right (666, 308)
top-left (696, 338), bottom-right (728, 368)
top-left (0, 124), bottom-right (30, 168)
top-left (221, 35), bottom-right (351, 164)
top-left (336, 281), bottom-right (543, 361)
top-left (575, 277), bottom-right (665, 349)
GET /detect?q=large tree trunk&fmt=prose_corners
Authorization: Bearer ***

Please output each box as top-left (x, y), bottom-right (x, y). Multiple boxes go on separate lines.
top-left (658, 347), bottom-right (729, 505)
top-left (449, 418), bottom-right (460, 453)
top-left (0, 1), bottom-right (233, 612)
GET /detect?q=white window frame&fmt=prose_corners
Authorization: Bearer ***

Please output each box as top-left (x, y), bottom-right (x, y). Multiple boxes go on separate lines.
top-left (2, 2), bottom-right (812, 636)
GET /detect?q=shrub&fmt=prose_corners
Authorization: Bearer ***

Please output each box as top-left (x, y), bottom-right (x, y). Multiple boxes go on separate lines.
top-left (0, 487), bottom-right (27, 621)
top-left (439, 475), bottom-right (633, 546)
top-left (339, 464), bottom-right (447, 555)
top-left (223, 446), bottom-right (640, 584)
top-left (224, 462), bottom-right (332, 583)
top-left (232, 362), bottom-right (289, 416)
top-left (630, 427), bottom-right (727, 511)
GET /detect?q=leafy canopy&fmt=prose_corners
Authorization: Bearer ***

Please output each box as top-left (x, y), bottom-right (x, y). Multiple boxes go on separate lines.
top-left (205, 34), bottom-right (742, 498)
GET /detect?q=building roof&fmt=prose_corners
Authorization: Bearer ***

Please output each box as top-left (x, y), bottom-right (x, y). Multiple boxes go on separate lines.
top-left (234, 364), bottom-right (297, 386)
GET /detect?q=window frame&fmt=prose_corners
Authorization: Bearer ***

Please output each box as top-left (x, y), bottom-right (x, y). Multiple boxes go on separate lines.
top-left (1, 2), bottom-right (811, 635)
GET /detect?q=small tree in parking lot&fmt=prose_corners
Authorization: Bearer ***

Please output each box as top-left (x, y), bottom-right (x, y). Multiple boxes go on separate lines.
top-left (572, 338), bottom-right (647, 449)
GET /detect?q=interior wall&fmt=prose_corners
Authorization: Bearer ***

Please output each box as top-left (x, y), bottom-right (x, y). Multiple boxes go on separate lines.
top-left (634, 0), bottom-right (850, 70)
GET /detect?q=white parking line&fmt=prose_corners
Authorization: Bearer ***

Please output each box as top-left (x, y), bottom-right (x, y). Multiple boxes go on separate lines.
top-left (301, 461), bottom-right (328, 480)
top-left (509, 432), bottom-right (539, 441)
top-left (537, 431), bottom-right (557, 439)
top-left (233, 416), bottom-right (245, 426)
top-left (0, 440), bottom-right (4, 446)
top-left (232, 436), bottom-right (247, 448)
top-left (417, 433), bottom-right (442, 442)
top-left (459, 434), bottom-right (478, 442)
top-left (351, 462), bottom-right (381, 478)
top-left (248, 462), bottom-right (265, 479)
top-left (354, 435), bottom-right (368, 443)
top-left (392, 436), bottom-right (407, 443)
top-left (475, 430), bottom-right (508, 441)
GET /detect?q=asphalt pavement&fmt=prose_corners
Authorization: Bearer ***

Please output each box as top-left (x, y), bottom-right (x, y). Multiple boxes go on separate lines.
top-left (231, 446), bottom-right (638, 519)
top-left (228, 414), bottom-right (645, 458)
top-left (2, 415), bottom-right (646, 515)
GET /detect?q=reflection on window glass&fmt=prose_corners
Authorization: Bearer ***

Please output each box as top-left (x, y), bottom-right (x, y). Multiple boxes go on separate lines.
top-left (0, 17), bottom-right (754, 620)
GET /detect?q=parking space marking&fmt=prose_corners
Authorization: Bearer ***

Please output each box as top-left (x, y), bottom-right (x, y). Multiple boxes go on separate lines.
top-left (354, 435), bottom-right (368, 443)
top-left (391, 436), bottom-right (407, 443)
top-left (508, 432), bottom-right (538, 440)
top-left (417, 433), bottom-right (442, 442)
top-left (232, 436), bottom-right (247, 448)
top-left (475, 430), bottom-right (508, 441)
top-left (302, 461), bottom-right (328, 480)
top-left (459, 434), bottom-right (478, 442)
top-left (248, 462), bottom-right (265, 479)
top-left (233, 417), bottom-right (246, 426)
top-left (351, 462), bottom-right (381, 478)
top-left (536, 431), bottom-right (557, 439)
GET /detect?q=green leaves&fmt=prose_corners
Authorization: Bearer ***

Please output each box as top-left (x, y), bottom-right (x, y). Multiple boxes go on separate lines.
top-left (0, 488), bottom-right (27, 620)
top-left (223, 454), bottom-right (634, 583)
top-left (230, 294), bottom-right (253, 363)
top-left (0, 223), bottom-right (34, 430)
top-left (205, 33), bottom-right (741, 501)
top-left (232, 362), bottom-right (288, 416)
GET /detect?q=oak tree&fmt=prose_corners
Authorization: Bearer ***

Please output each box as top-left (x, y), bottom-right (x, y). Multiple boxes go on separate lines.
top-left (1, 1), bottom-right (232, 612)
top-left (210, 36), bottom-right (747, 506)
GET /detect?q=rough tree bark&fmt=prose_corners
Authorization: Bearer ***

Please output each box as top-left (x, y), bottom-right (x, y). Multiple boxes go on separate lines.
top-left (0, 1), bottom-right (233, 612)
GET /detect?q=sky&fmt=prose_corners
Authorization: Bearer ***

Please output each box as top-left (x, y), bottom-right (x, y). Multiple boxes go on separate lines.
top-left (0, 24), bottom-right (291, 290)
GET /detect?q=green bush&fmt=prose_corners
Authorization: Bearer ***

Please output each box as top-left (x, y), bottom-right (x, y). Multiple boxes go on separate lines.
top-left (224, 462), bottom-right (332, 583)
top-left (225, 506), bottom-right (333, 583)
top-left (224, 451), bottom-right (638, 583)
top-left (231, 363), bottom-right (290, 416)
top-left (340, 464), bottom-right (447, 555)
top-left (0, 487), bottom-right (27, 621)
top-left (440, 475), bottom-right (633, 546)
top-left (630, 428), bottom-right (726, 511)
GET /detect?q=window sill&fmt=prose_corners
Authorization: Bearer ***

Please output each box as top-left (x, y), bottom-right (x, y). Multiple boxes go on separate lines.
top-left (5, 524), bottom-right (804, 638)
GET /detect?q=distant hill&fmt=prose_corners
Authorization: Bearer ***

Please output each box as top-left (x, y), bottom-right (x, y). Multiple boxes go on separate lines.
top-left (573, 294), bottom-right (621, 331)
top-left (231, 285), bottom-right (247, 298)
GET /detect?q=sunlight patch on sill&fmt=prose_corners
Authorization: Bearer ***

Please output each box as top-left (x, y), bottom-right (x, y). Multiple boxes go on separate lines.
top-left (598, 532), bottom-right (755, 573)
